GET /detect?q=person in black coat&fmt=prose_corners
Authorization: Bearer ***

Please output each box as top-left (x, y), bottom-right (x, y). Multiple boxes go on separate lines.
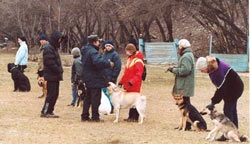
top-left (40, 31), bottom-right (64, 118)
top-left (81, 35), bottom-right (114, 122)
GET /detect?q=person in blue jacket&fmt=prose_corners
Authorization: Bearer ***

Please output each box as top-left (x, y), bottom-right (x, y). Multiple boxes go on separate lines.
top-left (102, 40), bottom-right (121, 113)
top-left (102, 40), bottom-right (121, 84)
top-left (81, 35), bottom-right (114, 122)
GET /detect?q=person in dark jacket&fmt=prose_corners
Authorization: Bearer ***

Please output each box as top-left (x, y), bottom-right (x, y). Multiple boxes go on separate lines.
top-left (68, 47), bottom-right (83, 106)
top-left (101, 40), bottom-right (121, 113)
top-left (40, 31), bottom-right (64, 118)
top-left (196, 56), bottom-right (244, 129)
top-left (81, 35), bottom-right (114, 122)
top-left (37, 34), bottom-right (49, 98)
top-left (102, 40), bottom-right (121, 84)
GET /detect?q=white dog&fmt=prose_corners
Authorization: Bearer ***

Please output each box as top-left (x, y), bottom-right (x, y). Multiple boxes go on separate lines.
top-left (107, 82), bottom-right (146, 124)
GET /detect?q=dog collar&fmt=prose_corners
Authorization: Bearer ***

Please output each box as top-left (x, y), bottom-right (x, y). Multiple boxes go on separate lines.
top-left (10, 67), bottom-right (16, 72)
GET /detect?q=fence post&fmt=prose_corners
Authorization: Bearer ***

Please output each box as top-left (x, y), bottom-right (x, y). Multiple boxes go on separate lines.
top-left (209, 34), bottom-right (213, 55)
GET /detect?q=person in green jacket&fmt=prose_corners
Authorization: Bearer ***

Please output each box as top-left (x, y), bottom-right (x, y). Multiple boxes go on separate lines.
top-left (167, 39), bottom-right (195, 130)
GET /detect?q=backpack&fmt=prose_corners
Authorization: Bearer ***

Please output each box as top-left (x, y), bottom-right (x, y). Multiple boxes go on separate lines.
top-left (132, 58), bottom-right (147, 81)
top-left (142, 65), bottom-right (147, 81)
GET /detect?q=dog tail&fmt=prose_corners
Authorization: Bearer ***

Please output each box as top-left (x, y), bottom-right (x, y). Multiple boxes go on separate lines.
top-left (240, 135), bottom-right (250, 142)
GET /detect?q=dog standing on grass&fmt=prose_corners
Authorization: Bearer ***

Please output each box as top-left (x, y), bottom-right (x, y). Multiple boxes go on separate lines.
top-left (107, 82), bottom-right (146, 124)
top-left (8, 63), bottom-right (31, 92)
top-left (173, 92), bottom-right (207, 131)
top-left (200, 105), bottom-right (249, 142)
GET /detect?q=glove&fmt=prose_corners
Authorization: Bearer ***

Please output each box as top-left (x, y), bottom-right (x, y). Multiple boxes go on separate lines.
top-left (118, 83), bottom-right (123, 88)
top-left (128, 82), bottom-right (133, 86)
top-left (37, 70), bottom-right (44, 77)
top-left (167, 66), bottom-right (174, 73)
top-left (206, 103), bottom-right (215, 110)
top-left (111, 77), bottom-right (117, 84)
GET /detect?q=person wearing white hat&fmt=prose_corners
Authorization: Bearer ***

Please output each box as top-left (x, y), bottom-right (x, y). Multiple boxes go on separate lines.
top-left (196, 56), bottom-right (244, 137)
top-left (167, 39), bottom-right (195, 130)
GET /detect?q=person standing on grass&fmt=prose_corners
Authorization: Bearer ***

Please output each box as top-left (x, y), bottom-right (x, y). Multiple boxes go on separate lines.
top-left (167, 39), bottom-right (195, 130)
top-left (80, 35), bottom-right (114, 122)
top-left (67, 47), bottom-right (83, 106)
top-left (118, 43), bottom-right (144, 122)
top-left (101, 40), bottom-right (122, 113)
top-left (196, 56), bottom-right (244, 141)
top-left (121, 37), bottom-right (145, 122)
top-left (37, 34), bottom-right (49, 98)
top-left (15, 36), bottom-right (28, 73)
top-left (40, 31), bottom-right (64, 118)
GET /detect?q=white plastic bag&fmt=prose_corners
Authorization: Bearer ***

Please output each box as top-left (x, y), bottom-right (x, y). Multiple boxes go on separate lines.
top-left (98, 90), bottom-right (112, 115)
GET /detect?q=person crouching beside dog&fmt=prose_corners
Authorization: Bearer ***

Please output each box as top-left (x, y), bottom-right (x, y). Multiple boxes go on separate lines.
top-left (37, 34), bottom-right (49, 98)
top-left (118, 43), bottom-right (144, 122)
top-left (196, 56), bottom-right (244, 141)
top-left (40, 31), bottom-right (64, 118)
top-left (67, 47), bottom-right (83, 107)
top-left (15, 36), bottom-right (28, 73)
top-left (167, 39), bottom-right (195, 130)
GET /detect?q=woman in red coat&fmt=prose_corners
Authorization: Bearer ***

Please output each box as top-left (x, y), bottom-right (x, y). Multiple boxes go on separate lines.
top-left (119, 43), bottom-right (144, 122)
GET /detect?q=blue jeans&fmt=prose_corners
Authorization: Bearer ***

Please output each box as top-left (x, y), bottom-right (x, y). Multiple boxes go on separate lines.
top-left (223, 100), bottom-right (238, 128)
top-left (71, 84), bottom-right (78, 105)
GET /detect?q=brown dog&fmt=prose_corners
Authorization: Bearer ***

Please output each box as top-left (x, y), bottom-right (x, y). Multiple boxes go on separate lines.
top-left (37, 77), bottom-right (47, 98)
top-left (173, 92), bottom-right (207, 131)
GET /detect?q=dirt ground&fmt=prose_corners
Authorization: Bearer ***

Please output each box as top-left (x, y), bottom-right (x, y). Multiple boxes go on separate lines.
top-left (0, 53), bottom-right (249, 144)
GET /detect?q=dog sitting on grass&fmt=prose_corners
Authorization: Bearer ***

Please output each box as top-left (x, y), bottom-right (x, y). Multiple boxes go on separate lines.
top-left (200, 105), bottom-right (249, 142)
top-left (173, 92), bottom-right (207, 131)
top-left (7, 63), bottom-right (31, 92)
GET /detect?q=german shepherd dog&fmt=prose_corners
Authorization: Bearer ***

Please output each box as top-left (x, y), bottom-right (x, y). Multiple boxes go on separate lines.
top-left (172, 92), bottom-right (207, 131)
top-left (75, 80), bottom-right (86, 108)
top-left (8, 63), bottom-right (31, 92)
top-left (200, 106), bottom-right (249, 142)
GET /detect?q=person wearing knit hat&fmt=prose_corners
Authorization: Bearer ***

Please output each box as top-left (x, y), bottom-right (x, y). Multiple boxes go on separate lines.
top-left (118, 43), bottom-right (144, 122)
top-left (196, 57), bottom-right (207, 71)
top-left (102, 40), bottom-right (122, 113)
top-left (167, 38), bottom-right (195, 130)
top-left (196, 56), bottom-right (244, 138)
top-left (67, 47), bottom-right (83, 106)
top-left (37, 34), bottom-right (49, 98)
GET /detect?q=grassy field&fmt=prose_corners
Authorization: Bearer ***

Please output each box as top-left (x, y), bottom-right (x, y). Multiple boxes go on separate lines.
top-left (0, 52), bottom-right (249, 144)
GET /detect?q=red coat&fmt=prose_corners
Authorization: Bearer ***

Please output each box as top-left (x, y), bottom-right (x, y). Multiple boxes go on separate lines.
top-left (119, 52), bottom-right (144, 92)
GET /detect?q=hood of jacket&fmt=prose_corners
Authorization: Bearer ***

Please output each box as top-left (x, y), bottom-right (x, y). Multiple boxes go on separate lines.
top-left (49, 31), bottom-right (63, 49)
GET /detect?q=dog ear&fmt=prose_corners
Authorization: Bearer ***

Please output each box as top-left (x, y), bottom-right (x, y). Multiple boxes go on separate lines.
top-left (179, 91), bottom-right (184, 98)
top-left (112, 86), bottom-right (119, 92)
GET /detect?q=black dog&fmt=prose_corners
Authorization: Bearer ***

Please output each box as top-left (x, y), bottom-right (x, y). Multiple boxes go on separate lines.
top-left (75, 80), bottom-right (86, 107)
top-left (8, 63), bottom-right (31, 92)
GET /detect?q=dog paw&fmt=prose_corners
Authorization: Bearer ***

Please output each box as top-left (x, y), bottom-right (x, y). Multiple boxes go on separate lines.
top-left (113, 120), bottom-right (118, 123)
top-left (205, 136), bottom-right (210, 140)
